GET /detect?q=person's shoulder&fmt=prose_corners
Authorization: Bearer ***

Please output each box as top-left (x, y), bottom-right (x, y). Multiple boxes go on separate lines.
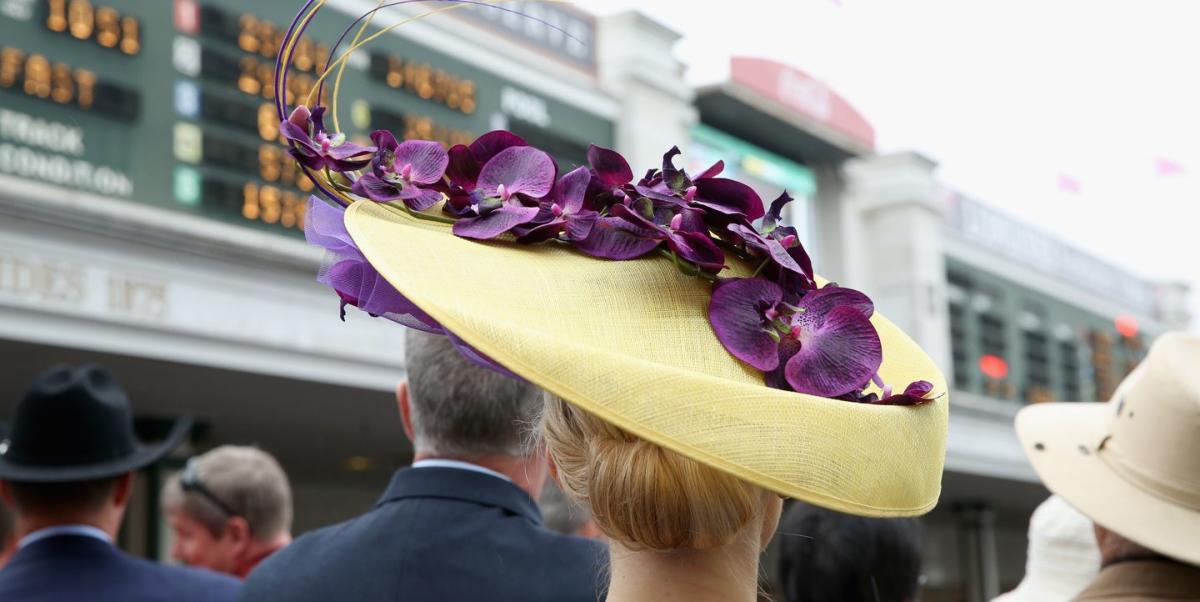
top-left (130, 557), bottom-right (242, 600)
top-left (240, 515), bottom-right (365, 598)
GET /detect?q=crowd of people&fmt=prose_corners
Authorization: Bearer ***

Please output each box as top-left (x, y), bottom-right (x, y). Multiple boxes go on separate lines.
top-left (0, 331), bottom-right (1196, 600)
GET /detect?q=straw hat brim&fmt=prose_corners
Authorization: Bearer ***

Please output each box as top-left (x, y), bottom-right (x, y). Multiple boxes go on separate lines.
top-left (346, 201), bottom-right (948, 516)
top-left (1016, 402), bottom-right (1200, 565)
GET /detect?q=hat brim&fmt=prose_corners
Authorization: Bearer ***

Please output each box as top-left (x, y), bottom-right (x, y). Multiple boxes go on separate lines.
top-left (347, 201), bottom-right (948, 517)
top-left (0, 416), bottom-right (191, 483)
top-left (1016, 402), bottom-right (1200, 565)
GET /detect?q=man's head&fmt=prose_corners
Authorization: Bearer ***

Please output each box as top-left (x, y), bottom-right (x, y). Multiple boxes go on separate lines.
top-left (539, 480), bottom-right (603, 540)
top-left (1093, 523), bottom-right (1168, 568)
top-left (0, 473), bottom-right (133, 540)
top-left (399, 331), bottom-right (543, 458)
top-left (161, 446), bottom-right (292, 577)
top-left (778, 502), bottom-right (922, 602)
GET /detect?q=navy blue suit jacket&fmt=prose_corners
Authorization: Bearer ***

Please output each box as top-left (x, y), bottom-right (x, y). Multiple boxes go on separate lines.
top-left (241, 467), bottom-right (608, 602)
top-left (0, 534), bottom-right (241, 601)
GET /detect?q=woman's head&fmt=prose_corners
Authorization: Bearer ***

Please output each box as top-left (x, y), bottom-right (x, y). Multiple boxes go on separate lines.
top-left (541, 394), bottom-right (781, 551)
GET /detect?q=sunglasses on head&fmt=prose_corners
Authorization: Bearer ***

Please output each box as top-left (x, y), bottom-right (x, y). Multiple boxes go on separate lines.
top-left (180, 458), bottom-right (239, 518)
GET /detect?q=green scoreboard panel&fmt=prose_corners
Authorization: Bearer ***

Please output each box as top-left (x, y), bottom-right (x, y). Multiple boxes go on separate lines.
top-left (0, 0), bottom-right (612, 235)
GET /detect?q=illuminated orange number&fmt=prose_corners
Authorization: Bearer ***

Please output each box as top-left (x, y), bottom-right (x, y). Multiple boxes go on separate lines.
top-left (74, 68), bottom-right (95, 107)
top-left (297, 172), bottom-right (314, 192)
top-left (237, 57), bottom-right (261, 96)
top-left (260, 185), bottom-right (282, 224)
top-left (237, 14), bottom-right (260, 54)
top-left (47, 0), bottom-right (68, 32)
top-left (242, 182), bottom-right (261, 220)
top-left (68, 0), bottom-right (94, 40)
top-left (257, 103), bottom-right (278, 141)
top-left (95, 7), bottom-right (119, 48)
top-left (293, 37), bottom-right (313, 72)
top-left (0, 48), bottom-right (24, 88)
top-left (119, 16), bottom-right (140, 55)
top-left (258, 145), bottom-right (281, 182)
top-left (259, 20), bottom-right (278, 58)
top-left (280, 192), bottom-right (300, 228)
top-left (50, 62), bottom-right (74, 103)
top-left (257, 62), bottom-right (275, 100)
top-left (23, 54), bottom-right (51, 98)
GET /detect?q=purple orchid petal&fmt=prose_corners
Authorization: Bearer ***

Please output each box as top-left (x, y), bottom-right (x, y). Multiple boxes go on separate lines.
top-left (280, 121), bottom-right (314, 146)
top-left (446, 144), bottom-right (480, 192)
top-left (873, 380), bottom-right (936, 406)
top-left (351, 173), bottom-right (402, 202)
top-left (515, 218), bottom-right (567, 243)
top-left (694, 160), bottom-right (725, 180)
top-left (797, 285), bottom-right (875, 319)
top-left (565, 210), bottom-right (598, 241)
top-left (574, 216), bottom-right (662, 260)
top-left (394, 140), bottom-right (449, 185)
top-left (587, 144), bottom-right (633, 188)
top-left (610, 202), bottom-right (664, 233)
top-left (452, 203), bottom-right (540, 239)
top-left (763, 191), bottom-right (793, 230)
top-left (287, 105), bottom-right (311, 129)
top-left (369, 129), bottom-right (399, 154)
top-left (287, 146), bottom-right (327, 172)
top-left (326, 140), bottom-right (376, 161)
top-left (764, 336), bottom-right (802, 390)
top-left (661, 146), bottom-right (689, 192)
top-left (692, 178), bottom-right (765, 222)
top-left (556, 166), bottom-right (591, 214)
top-left (398, 187), bottom-right (443, 211)
top-left (784, 305), bottom-right (882, 397)
top-left (468, 130), bottom-right (527, 164)
top-left (727, 223), bottom-right (806, 277)
top-left (477, 146), bottom-right (556, 199)
top-left (310, 106), bottom-right (329, 135)
top-left (634, 182), bottom-right (682, 205)
top-left (708, 277), bottom-right (784, 371)
top-left (667, 230), bottom-right (725, 273)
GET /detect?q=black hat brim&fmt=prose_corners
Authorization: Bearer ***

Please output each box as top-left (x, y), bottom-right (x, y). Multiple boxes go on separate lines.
top-left (0, 416), bottom-right (192, 483)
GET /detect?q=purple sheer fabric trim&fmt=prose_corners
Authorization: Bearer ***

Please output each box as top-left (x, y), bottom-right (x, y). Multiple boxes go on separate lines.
top-left (305, 197), bottom-right (526, 380)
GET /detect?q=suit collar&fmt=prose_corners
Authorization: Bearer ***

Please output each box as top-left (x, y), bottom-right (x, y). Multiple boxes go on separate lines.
top-left (377, 466), bottom-right (542, 525)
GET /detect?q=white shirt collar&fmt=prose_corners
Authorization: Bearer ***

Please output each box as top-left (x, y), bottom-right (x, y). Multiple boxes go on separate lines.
top-left (18, 524), bottom-right (112, 550)
top-left (410, 459), bottom-right (512, 482)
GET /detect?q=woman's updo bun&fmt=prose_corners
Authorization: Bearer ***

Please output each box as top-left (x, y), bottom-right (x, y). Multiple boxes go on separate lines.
top-left (541, 394), bottom-right (761, 550)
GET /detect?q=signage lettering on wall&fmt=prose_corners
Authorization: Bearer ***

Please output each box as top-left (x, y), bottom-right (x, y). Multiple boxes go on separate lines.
top-left (0, 252), bottom-right (168, 321)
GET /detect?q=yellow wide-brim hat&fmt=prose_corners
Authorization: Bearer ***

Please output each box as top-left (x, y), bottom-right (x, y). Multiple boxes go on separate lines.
top-left (346, 200), bottom-right (949, 517)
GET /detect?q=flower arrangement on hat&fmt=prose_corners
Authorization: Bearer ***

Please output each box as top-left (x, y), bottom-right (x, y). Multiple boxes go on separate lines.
top-left (282, 104), bottom-right (935, 406)
top-left (271, 0), bottom-right (948, 517)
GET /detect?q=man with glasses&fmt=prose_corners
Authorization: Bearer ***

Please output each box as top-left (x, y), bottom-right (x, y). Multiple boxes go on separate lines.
top-left (161, 445), bottom-right (293, 578)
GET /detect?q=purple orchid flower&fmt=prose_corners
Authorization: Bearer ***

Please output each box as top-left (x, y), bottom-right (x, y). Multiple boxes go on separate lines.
top-left (608, 203), bottom-right (725, 272)
top-left (451, 145), bottom-right (556, 240)
top-left (860, 376), bottom-right (937, 406)
top-left (304, 196), bottom-right (441, 330)
top-left (708, 279), bottom-right (881, 397)
top-left (349, 130), bottom-right (448, 211)
top-left (633, 147), bottom-right (762, 230)
top-left (279, 106), bottom-right (375, 172)
top-left (516, 166), bottom-right (600, 243)
top-left (442, 131), bottom-right (529, 216)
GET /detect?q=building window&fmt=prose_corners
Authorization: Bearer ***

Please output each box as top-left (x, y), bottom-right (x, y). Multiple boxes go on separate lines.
top-left (1059, 339), bottom-right (1081, 401)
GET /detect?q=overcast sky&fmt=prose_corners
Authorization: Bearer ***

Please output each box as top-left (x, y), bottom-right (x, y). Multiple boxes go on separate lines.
top-left (574, 0), bottom-right (1199, 330)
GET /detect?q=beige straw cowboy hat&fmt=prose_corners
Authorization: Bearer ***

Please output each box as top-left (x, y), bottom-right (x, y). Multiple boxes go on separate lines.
top-left (1015, 332), bottom-right (1200, 565)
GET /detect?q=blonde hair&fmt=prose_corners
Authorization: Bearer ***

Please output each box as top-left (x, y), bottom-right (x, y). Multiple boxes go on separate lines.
top-left (541, 394), bottom-right (763, 551)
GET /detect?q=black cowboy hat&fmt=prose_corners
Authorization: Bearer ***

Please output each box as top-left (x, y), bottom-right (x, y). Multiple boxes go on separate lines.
top-left (0, 364), bottom-right (191, 482)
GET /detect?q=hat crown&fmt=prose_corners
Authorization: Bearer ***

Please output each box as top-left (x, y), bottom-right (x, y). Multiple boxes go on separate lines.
top-left (1101, 333), bottom-right (1200, 509)
top-left (4, 364), bottom-right (138, 470)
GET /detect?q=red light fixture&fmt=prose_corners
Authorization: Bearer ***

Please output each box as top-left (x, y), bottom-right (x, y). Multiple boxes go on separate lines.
top-left (1114, 314), bottom-right (1139, 338)
top-left (979, 354), bottom-right (1008, 380)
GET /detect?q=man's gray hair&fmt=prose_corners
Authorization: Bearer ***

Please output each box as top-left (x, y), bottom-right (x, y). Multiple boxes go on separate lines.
top-left (405, 330), bottom-right (542, 457)
top-left (161, 445), bottom-right (292, 540)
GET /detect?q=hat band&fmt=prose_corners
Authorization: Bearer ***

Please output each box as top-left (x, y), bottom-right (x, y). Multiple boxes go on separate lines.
top-left (1098, 438), bottom-right (1200, 512)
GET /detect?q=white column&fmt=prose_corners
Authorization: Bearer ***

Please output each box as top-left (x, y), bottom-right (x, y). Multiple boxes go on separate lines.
top-left (841, 152), bottom-right (953, 374)
top-left (596, 11), bottom-right (697, 170)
